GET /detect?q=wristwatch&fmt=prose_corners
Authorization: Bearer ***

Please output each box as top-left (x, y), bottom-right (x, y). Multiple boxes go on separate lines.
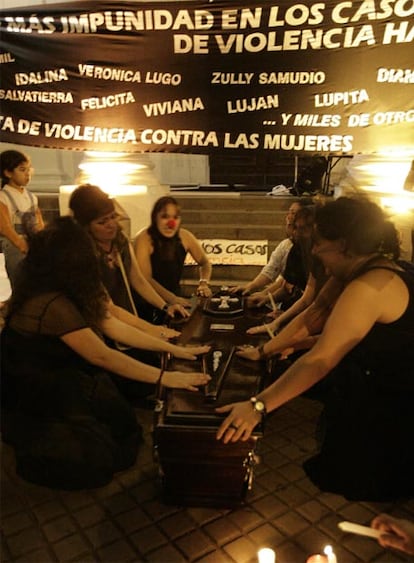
top-left (250, 396), bottom-right (267, 417)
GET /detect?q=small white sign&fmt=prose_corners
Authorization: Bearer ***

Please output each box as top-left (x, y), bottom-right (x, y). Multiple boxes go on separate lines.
top-left (185, 239), bottom-right (268, 266)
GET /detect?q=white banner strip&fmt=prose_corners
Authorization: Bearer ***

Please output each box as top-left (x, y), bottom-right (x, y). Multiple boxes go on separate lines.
top-left (185, 239), bottom-right (268, 266)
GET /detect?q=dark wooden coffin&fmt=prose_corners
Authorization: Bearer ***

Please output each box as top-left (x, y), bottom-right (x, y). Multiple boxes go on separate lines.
top-left (153, 298), bottom-right (271, 507)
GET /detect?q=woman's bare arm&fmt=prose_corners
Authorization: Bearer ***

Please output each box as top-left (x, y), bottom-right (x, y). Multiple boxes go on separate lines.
top-left (218, 270), bottom-right (407, 441)
top-left (62, 327), bottom-right (210, 390)
top-left (181, 229), bottom-right (212, 289)
top-left (99, 313), bottom-right (209, 360)
top-left (107, 300), bottom-right (180, 340)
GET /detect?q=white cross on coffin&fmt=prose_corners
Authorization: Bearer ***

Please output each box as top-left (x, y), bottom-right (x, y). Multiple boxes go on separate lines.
top-left (211, 296), bottom-right (240, 309)
top-left (212, 350), bottom-right (222, 372)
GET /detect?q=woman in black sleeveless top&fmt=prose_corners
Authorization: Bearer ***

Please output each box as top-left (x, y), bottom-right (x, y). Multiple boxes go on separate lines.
top-left (216, 197), bottom-right (414, 501)
top-left (134, 196), bottom-right (212, 323)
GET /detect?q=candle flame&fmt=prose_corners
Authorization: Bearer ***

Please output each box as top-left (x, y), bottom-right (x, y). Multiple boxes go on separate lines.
top-left (323, 545), bottom-right (337, 563)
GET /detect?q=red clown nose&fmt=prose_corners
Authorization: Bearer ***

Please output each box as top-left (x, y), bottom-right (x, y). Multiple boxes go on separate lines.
top-left (167, 219), bottom-right (177, 229)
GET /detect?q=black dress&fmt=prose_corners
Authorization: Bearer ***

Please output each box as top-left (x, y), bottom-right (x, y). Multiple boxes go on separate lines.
top-left (304, 265), bottom-right (414, 501)
top-left (135, 233), bottom-right (187, 323)
top-left (1, 292), bottom-right (142, 490)
top-left (150, 234), bottom-right (187, 296)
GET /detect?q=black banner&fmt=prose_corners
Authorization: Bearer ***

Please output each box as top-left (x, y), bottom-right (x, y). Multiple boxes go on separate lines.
top-left (0, 0), bottom-right (413, 154)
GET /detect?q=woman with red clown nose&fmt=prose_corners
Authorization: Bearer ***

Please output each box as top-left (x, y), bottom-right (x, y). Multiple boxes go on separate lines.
top-left (134, 196), bottom-right (212, 323)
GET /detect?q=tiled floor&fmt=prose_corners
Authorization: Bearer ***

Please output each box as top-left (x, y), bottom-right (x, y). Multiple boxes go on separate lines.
top-left (2, 395), bottom-right (413, 563)
top-left (1, 254), bottom-right (413, 562)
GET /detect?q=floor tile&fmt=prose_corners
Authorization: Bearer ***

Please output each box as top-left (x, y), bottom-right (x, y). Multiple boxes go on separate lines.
top-left (1, 396), bottom-right (413, 562)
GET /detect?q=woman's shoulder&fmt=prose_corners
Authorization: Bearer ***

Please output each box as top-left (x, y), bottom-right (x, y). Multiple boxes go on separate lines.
top-left (27, 290), bottom-right (66, 305)
top-left (348, 261), bottom-right (411, 300)
top-left (40, 293), bottom-right (88, 334)
top-left (133, 227), bottom-right (152, 253)
top-left (355, 258), bottom-right (407, 279)
top-left (179, 227), bottom-right (192, 237)
top-left (134, 227), bottom-right (151, 242)
top-left (179, 227), bottom-right (197, 246)
top-left (9, 291), bottom-right (87, 336)
top-left (22, 291), bottom-right (77, 314)
top-left (278, 237), bottom-right (293, 249)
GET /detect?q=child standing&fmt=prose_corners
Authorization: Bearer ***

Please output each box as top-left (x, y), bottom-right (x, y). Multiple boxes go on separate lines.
top-left (0, 150), bottom-right (44, 288)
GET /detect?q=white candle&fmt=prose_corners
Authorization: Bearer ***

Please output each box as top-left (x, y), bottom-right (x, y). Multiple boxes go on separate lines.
top-left (258, 547), bottom-right (276, 563)
top-left (338, 520), bottom-right (382, 539)
top-left (267, 291), bottom-right (277, 312)
top-left (323, 545), bottom-right (337, 563)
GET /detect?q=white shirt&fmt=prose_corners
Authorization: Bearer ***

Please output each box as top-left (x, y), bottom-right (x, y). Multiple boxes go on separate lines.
top-left (260, 237), bottom-right (293, 281)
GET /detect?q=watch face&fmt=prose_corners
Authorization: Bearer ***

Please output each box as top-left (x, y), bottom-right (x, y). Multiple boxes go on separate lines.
top-left (255, 400), bottom-right (265, 412)
top-left (251, 398), bottom-right (266, 413)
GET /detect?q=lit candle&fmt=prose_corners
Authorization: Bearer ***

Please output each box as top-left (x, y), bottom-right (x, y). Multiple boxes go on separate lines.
top-left (267, 291), bottom-right (277, 312)
top-left (263, 323), bottom-right (274, 338)
top-left (257, 547), bottom-right (276, 563)
top-left (324, 545), bottom-right (337, 563)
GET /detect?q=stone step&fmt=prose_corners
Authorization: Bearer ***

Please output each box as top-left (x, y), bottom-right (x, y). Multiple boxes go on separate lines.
top-left (175, 194), bottom-right (293, 254)
top-left (180, 209), bottom-right (286, 226)
top-left (174, 193), bottom-right (296, 285)
top-left (173, 192), bottom-right (295, 211)
top-left (37, 192), bottom-right (296, 216)
top-left (183, 223), bottom-right (285, 240)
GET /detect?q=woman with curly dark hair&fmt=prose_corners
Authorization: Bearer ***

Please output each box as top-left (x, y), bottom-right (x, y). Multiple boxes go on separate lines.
top-left (1, 217), bottom-right (210, 490)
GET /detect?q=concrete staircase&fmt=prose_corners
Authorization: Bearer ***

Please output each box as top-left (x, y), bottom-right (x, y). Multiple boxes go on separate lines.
top-left (36, 191), bottom-right (299, 294)
top-left (172, 192), bottom-right (298, 293)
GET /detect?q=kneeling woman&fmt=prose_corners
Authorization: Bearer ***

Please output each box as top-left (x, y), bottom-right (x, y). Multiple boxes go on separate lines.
top-left (217, 197), bottom-right (414, 502)
top-left (1, 217), bottom-right (210, 490)
top-left (69, 184), bottom-right (189, 324)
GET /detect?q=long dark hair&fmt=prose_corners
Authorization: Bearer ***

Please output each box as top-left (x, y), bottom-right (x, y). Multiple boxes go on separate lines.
top-left (148, 196), bottom-right (182, 261)
top-left (8, 217), bottom-right (108, 327)
top-left (294, 205), bottom-right (317, 278)
top-left (0, 150), bottom-right (29, 188)
top-left (315, 196), bottom-right (400, 260)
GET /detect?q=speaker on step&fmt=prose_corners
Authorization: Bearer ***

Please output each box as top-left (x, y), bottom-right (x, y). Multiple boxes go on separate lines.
top-left (292, 156), bottom-right (328, 196)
